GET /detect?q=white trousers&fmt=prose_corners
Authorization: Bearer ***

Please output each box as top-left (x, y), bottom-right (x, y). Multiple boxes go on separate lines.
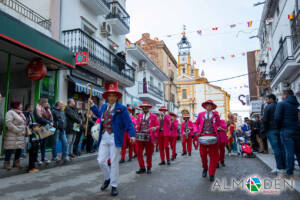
top-left (97, 131), bottom-right (121, 187)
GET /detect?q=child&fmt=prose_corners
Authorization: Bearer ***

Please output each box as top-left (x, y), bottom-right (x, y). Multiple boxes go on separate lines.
top-left (28, 123), bottom-right (41, 173)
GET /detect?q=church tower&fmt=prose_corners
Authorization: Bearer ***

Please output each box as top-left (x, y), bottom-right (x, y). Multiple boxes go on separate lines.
top-left (177, 26), bottom-right (192, 76)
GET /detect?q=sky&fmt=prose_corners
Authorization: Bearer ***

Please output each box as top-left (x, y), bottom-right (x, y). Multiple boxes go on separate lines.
top-left (126, 0), bottom-right (264, 118)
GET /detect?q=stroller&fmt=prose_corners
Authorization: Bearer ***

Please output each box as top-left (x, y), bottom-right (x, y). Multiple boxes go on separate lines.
top-left (236, 129), bottom-right (255, 158)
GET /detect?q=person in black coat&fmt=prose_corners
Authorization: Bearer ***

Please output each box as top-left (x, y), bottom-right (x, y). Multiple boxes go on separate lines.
top-left (23, 104), bottom-right (34, 126)
top-left (64, 99), bottom-right (81, 158)
top-left (28, 123), bottom-right (41, 173)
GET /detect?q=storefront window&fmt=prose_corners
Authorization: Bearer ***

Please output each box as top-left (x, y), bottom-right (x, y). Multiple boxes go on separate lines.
top-left (40, 71), bottom-right (56, 106)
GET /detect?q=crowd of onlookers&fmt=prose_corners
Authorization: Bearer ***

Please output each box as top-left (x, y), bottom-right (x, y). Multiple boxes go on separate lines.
top-left (1, 97), bottom-right (98, 173)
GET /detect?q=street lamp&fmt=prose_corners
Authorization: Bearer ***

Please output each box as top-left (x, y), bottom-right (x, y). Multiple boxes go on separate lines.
top-left (253, 1), bottom-right (266, 7)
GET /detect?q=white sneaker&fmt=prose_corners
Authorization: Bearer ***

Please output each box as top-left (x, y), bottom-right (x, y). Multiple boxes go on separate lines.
top-left (228, 153), bottom-right (231, 157)
top-left (271, 168), bottom-right (279, 174)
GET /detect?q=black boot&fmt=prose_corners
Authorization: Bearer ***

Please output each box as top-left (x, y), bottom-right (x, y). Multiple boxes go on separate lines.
top-left (182, 152), bottom-right (187, 156)
top-left (136, 168), bottom-right (146, 174)
top-left (209, 175), bottom-right (215, 182)
top-left (111, 187), bottom-right (119, 196)
top-left (221, 162), bottom-right (225, 167)
top-left (128, 158), bottom-right (132, 162)
top-left (167, 160), bottom-right (171, 165)
top-left (175, 153), bottom-right (177, 159)
top-left (119, 159), bottom-right (125, 164)
top-left (188, 153), bottom-right (192, 156)
top-left (159, 161), bottom-right (166, 165)
top-left (216, 164), bottom-right (220, 168)
top-left (202, 169), bottom-right (208, 178)
top-left (101, 179), bottom-right (110, 191)
top-left (147, 168), bottom-right (152, 174)
top-left (171, 157), bottom-right (175, 161)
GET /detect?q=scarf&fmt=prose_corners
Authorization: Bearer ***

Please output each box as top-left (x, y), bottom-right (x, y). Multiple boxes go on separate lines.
top-left (14, 109), bottom-right (26, 122)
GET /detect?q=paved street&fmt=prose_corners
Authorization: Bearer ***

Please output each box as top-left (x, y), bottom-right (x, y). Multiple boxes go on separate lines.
top-left (0, 144), bottom-right (299, 200)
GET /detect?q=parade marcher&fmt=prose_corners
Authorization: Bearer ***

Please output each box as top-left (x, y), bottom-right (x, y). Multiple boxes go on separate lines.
top-left (136, 101), bottom-right (159, 174)
top-left (193, 122), bottom-right (199, 150)
top-left (89, 82), bottom-right (136, 196)
top-left (181, 112), bottom-right (194, 156)
top-left (120, 107), bottom-right (136, 163)
top-left (195, 100), bottom-right (221, 182)
top-left (158, 106), bottom-right (172, 165)
top-left (169, 112), bottom-right (179, 161)
top-left (217, 120), bottom-right (228, 168)
top-left (226, 114), bottom-right (236, 156)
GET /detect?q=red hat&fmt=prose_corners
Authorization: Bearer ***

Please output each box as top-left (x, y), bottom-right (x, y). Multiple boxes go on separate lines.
top-left (202, 100), bottom-right (217, 110)
top-left (159, 106), bottom-right (168, 111)
top-left (169, 112), bottom-right (177, 118)
top-left (182, 114), bottom-right (190, 118)
top-left (102, 82), bottom-right (122, 100)
top-left (139, 101), bottom-right (153, 109)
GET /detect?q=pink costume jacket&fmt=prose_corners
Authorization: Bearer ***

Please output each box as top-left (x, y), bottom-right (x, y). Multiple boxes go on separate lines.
top-left (180, 120), bottom-right (195, 136)
top-left (162, 114), bottom-right (172, 137)
top-left (136, 113), bottom-right (159, 143)
top-left (195, 111), bottom-right (221, 135)
top-left (171, 120), bottom-right (179, 137)
top-left (126, 115), bottom-right (137, 139)
top-left (218, 120), bottom-right (228, 143)
top-left (193, 122), bottom-right (199, 135)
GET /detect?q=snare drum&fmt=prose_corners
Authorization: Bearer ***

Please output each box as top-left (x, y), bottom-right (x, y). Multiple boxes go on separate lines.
top-left (136, 132), bottom-right (151, 142)
top-left (199, 136), bottom-right (217, 145)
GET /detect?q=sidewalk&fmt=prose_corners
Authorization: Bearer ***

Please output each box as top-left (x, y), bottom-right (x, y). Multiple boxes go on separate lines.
top-left (255, 152), bottom-right (300, 193)
top-left (0, 151), bottom-right (97, 179)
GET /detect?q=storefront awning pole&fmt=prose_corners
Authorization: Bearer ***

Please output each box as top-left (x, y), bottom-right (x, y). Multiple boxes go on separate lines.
top-left (1, 53), bottom-right (11, 155)
top-left (34, 80), bottom-right (41, 106)
top-left (54, 71), bottom-right (59, 102)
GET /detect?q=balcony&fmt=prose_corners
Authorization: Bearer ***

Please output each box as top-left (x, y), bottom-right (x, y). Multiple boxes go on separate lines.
top-left (138, 81), bottom-right (164, 104)
top-left (106, 1), bottom-right (130, 35)
top-left (269, 36), bottom-right (299, 88)
top-left (0, 0), bottom-right (51, 30)
top-left (62, 29), bottom-right (135, 87)
top-left (291, 10), bottom-right (300, 62)
top-left (80, 0), bottom-right (110, 16)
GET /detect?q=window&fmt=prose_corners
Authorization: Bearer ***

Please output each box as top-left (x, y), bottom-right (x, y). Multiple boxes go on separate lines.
top-left (158, 82), bottom-right (161, 89)
top-left (150, 76), bottom-right (154, 86)
top-left (191, 69), bottom-right (194, 75)
top-left (182, 68), bottom-right (186, 74)
top-left (171, 94), bottom-right (175, 103)
top-left (182, 89), bottom-right (187, 99)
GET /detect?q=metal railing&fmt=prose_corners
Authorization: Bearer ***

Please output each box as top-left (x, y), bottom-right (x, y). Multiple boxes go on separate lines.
top-left (269, 37), bottom-right (294, 80)
top-left (62, 29), bottom-right (135, 82)
top-left (291, 10), bottom-right (300, 53)
top-left (106, 1), bottom-right (130, 29)
top-left (0, 0), bottom-right (51, 30)
top-left (138, 81), bottom-right (164, 100)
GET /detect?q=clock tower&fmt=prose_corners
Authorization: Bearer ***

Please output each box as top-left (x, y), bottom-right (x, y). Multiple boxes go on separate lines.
top-left (177, 26), bottom-right (192, 75)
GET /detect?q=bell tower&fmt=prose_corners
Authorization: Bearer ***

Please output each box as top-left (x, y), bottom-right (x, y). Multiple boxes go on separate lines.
top-left (177, 25), bottom-right (192, 75)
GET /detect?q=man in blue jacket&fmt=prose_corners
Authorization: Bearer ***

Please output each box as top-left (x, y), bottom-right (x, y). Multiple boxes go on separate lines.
top-left (275, 89), bottom-right (300, 177)
top-left (89, 81), bottom-right (136, 196)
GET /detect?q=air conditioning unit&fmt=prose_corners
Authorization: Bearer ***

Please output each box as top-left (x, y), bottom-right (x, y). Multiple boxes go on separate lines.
top-left (100, 22), bottom-right (112, 37)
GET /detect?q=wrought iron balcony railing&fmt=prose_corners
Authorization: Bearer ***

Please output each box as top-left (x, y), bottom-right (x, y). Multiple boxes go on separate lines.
top-left (138, 81), bottom-right (164, 100)
top-left (0, 0), bottom-right (51, 30)
top-left (62, 29), bottom-right (135, 82)
top-left (269, 36), bottom-right (294, 80)
top-left (291, 10), bottom-right (300, 53)
top-left (106, 1), bottom-right (130, 29)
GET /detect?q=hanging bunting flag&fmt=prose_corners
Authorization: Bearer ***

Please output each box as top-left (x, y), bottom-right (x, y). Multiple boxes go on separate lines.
top-left (125, 40), bottom-right (131, 47)
top-left (255, 50), bottom-right (259, 54)
top-left (247, 21), bottom-right (253, 27)
top-left (166, 35), bottom-right (172, 37)
top-left (202, 59), bottom-right (206, 63)
top-left (197, 30), bottom-right (202, 35)
top-left (230, 24), bottom-right (237, 28)
top-left (231, 54), bottom-right (235, 58)
top-left (268, 47), bottom-right (272, 51)
top-left (242, 52), bottom-right (246, 56)
top-left (288, 14), bottom-right (295, 20)
top-left (221, 56), bottom-right (225, 60)
top-left (212, 27), bottom-right (218, 31)
top-left (212, 58), bottom-right (216, 61)
top-left (154, 37), bottom-right (159, 41)
top-left (193, 61), bottom-right (196, 65)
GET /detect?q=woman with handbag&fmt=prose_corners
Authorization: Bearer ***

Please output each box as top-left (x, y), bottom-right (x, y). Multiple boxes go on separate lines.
top-left (3, 100), bottom-right (27, 170)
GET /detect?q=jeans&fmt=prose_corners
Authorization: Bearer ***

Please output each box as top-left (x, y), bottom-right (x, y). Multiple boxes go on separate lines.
top-left (267, 129), bottom-right (285, 170)
top-left (52, 129), bottom-right (69, 158)
top-left (73, 131), bottom-right (83, 154)
top-left (5, 149), bottom-right (22, 161)
top-left (67, 134), bottom-right (76, 155)
top-left (40, 138), bottom-right (47, 161)
top-left (280, 128), bottom-right (300, 175)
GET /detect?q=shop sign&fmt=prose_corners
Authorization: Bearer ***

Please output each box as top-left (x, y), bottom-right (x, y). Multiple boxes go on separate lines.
top-left (26, 59), bottom-right (47, 81)
top-left (251, 100), bottom-right (263, 113)
top-left (75, 52), bottom-right (89, 66)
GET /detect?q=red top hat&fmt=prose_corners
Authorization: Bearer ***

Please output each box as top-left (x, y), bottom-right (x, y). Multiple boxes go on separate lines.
top-left (159, 106), bottom-right (168, 112)
top-left (169, 112), bottom-right (177, 118)
top-left (202, 100), bottom-right (217, 110)
top-left (139, 101), bottom-right (153, 109)
top-left (102, 82), bottom-right (122, 100)
top-left (182, 114), bottom-right (190, 118)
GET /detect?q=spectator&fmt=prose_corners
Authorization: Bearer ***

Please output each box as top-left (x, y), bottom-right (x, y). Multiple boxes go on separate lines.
top-left (21, 104), bottom-right (34, 159)
top-left (81, 112), bottom-right (95, 153)
top-left (34, 98), bottom-right (53, 164)
top-left (3, 100), bottom-right (26, 170)
top-left (241, 118), bottom-right (251, 142)
top-left (28, 123), bottom-right (41, 173)
top-left (275, 89), bottom-right (300, 177)
top-left (65, 98), bottom-right (81, 158)
top-left (52, 101), bottom-right (69, 162)
top-left (250, 119), bottom-right (259, 152)
top-left (263, 94), bottom-right (285, 174)
top-left (253, 116), bottom-right (264, 153)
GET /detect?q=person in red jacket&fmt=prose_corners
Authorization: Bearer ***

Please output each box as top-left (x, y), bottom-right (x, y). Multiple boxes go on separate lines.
top-left (195, 100), bottom-right (221, 182)
top-left (217, 119), bottom-right (228, 168)
top-left (136, 101), bottom-right (159, 174)
top-left (158, 106), bottom-right (172, 165)
top-left (169, 112), bottom-right (179, 161)
top-left (181, 113), bottom-right (195, 156)
top-left (193, 122), bottom-right (199, 150)
top-left (120, 107), bottom-right (136, 163)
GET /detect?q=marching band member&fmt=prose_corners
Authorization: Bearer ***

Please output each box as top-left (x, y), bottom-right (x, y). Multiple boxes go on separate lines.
top-left (193, 122), bottom-right (199, 150)
top-left (136, 101), bottom-right (159, 174)
top-left (217, 119), bottom-right (228, 168)
top-left (158, 106), bottom-right (172, 165)
top-left (195, 100), bottom-right (221, 182)
top-left (89, 82), bottom-right (136, 196)
top-left (120, 107), bottom-right (136, 163)
top-left (181, 112), bottom-right (194, 156)
top-left (169, 112), bottom-right (179, 161)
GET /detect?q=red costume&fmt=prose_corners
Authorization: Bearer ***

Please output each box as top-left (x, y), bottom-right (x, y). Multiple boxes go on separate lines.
top-left (218, 120), bottom-right (228, 165)
top-left (169, 112), bottom-right (179, 160)
top-left (193, 122), bottom-right (199, 150)
top-left (181, 115), bottom-right (195, 155)
top-left (195, 100), bottom-right (221, 178)
top-left (136, 102), bottom-right (159, 171)
top-left (158, 106), bottom-right (172, 164)
top-left (121, 109), bottom-right (136, 161)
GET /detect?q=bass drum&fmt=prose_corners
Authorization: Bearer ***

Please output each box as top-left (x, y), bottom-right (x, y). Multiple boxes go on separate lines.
top-left (91, 124), bottom-right (100, 142)
top-left (199, 136), bottom-right (217, 145)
